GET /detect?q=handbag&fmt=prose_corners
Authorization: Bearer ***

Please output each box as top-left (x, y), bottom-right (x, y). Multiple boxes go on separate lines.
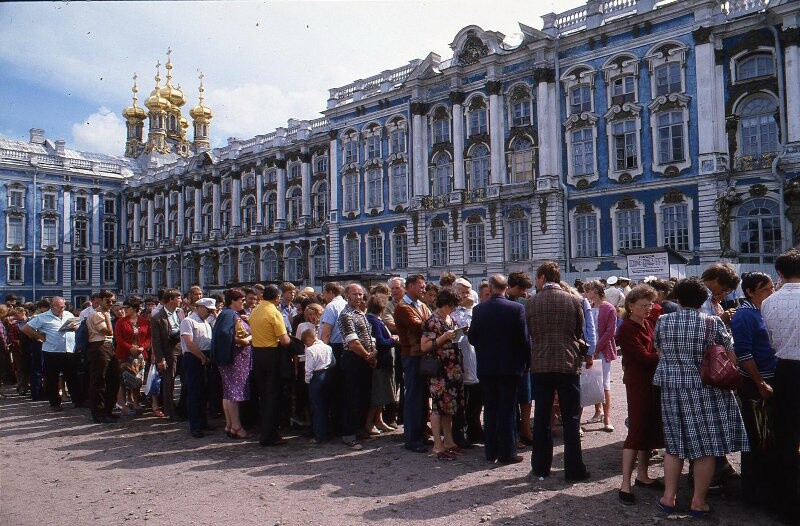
top-left (700, 317), bottom-right (742, 390)
top-left (418, 352), bottom-right (440, 377)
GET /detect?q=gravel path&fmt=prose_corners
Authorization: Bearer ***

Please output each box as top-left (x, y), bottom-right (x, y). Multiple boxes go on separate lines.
top-left (0, 365), bottom-right (782, 525)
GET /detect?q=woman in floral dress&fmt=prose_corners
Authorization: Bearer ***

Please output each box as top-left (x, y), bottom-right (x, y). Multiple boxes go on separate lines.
top-left (214, 289), bottom-right (253, 439)
top-left (421, 288), bottom-right (464, 460)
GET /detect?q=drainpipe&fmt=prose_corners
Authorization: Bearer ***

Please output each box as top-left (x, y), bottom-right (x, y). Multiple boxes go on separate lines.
top-left (553, 33), bottom-right (571, 273)
top-left (32, 166), bottom-right (38, 300)
top-left (767, 19), bottom-right (788, 250)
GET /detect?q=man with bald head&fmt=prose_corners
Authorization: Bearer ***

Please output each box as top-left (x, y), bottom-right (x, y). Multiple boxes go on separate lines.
top-left (22, 296), bottom-right (83, 411)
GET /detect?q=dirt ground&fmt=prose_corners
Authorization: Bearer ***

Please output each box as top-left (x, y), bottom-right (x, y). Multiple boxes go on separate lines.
top-left (0, 365), bottom-right (784, 526)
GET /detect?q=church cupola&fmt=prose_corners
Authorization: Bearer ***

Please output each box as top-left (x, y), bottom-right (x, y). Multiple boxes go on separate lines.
top-left (190, 72), bottom-right (213, 152)
top-left (122, 74), bottom-right (147, 158)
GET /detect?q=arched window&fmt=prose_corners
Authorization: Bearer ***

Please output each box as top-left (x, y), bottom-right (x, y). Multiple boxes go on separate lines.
top-left (139, 260), bottom-right (152, 290)
top-left (312, 182), bottom-right (328, 224)
top-left (264, 193), bottom-right (277, 230)
top-left (468, 144), bottom-right (490, 190)
top-left (466, 218), bottom-right (486, 263)
top-left (153, 260), bottom-right (164, 289)
top-left (184, 258), bottom-right (197, 288)
top-left (366, 169), bottom-right (383, 208)
top-left (242, 196), bottom-right (256, 233)
top-left (168, 259), bottom-right (180, 288)
top-left (126, 262), bottom-right (138, 292)
top-left (737, 198), bottom-right (782, 263)
top-left (220, 253), bottom-right (234, 284)
top-left (262, 250), bottom-right (279, 281)
top-left (138, 218), bottom-right (147, 244)
top-left (467, 98), bottom-right (488, 136)
top-left (202, 205), bottom-right (213, 237)
top-left (285, 246), bottom-right (303, 282)
top-left (240, 251), bottom-right (257, 282)
top-left (154, 214), bottom-right (165, 243)
top-left (432, 154), bottom-right (452, 196)
top-left (168, 211), bottom-right (177, 240)
top-left (740, 96), bottom-right (778, 156)
top-left (510, 137), bottom-right (534, 183)
top-left (737, 53), bottom-right (774, 81)
top-left (343, 173), bottom-right (359, 212)
top-left (202, 256), bottom-right (215, 287)
top-left (221, 200), bottom-right (230, 237)
top-left (185, 207), bottom-right (194, 237)
top-left (430, 221), bottom-right (448, 267)
top-left (311, 244), bottom-right (327, 283)
top-left (287, 187), bottom-right (302, 225)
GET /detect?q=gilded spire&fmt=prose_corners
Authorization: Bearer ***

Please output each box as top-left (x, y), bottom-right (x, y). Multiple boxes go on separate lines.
top-left (190, 71), bottom-right (213, 121)
top-left (165, 48), bottom-right (173, 84)
top-left (154, 61), bottom-right (162, 88)
top-left (198, 71), bottom-right (205, 104)
top-left (123, 73), bottom-right (147, 120)
top-left (131, 73), bottom-right (139, 106)
top-left (160, 48), bottom-right (186, 107)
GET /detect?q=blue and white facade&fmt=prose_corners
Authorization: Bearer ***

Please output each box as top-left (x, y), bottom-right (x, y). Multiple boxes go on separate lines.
top-left (2, 0), bottom-right (799, 303)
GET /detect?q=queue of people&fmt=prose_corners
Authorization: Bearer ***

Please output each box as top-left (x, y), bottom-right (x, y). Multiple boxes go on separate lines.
top-left (1, 249), bottom-right (798, 524)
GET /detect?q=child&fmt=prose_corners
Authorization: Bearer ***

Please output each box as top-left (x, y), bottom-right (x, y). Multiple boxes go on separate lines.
top-left (302, 328), bottom-right (335, 443)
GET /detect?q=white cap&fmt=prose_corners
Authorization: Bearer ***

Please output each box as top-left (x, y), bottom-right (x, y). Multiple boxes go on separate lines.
top-left (454, 277), bottom-right (472, 289)
top-left (618, 276), bottom-right (631, 282)
top-left (607, 276), bottom-right (618, 285)
top-left (196, 298), bottom-right (216, 310)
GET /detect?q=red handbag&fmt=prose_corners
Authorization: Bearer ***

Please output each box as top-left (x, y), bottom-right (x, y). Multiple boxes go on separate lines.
top-left (700, 317), bottom-right (742, 390)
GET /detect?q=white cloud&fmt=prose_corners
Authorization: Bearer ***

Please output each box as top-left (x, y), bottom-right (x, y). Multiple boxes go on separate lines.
top-left (70, 107), bottom-right (126, 156)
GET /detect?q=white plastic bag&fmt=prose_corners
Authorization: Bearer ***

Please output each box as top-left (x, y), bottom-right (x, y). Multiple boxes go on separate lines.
top-left (459, 338), bottom-right (478, 385)
top-left (580, 363), bottom-right (604, 407)
top-left (144, 363), bottom-right (161, 396)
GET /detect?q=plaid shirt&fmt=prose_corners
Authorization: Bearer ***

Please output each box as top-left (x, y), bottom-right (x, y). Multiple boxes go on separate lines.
top-left (337, 305), bottom-right (374, 353)
top-left (653, 308), bottom-right (733, 388)
top-left (526, 284), bottom-right (585, 374)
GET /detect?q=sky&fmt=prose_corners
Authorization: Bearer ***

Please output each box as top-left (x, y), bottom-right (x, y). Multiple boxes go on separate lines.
top-left (0, 0), bottom-right (581, 157)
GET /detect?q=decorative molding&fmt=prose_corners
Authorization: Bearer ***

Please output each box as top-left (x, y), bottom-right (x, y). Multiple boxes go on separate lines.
top-left (533, 67), bottom-right (555, 84)
top-left (449, 91), bottom-right (466, 106)
top-left (692, 26), bottom-right (713, 45)
top-left (486, 80), bottom-right (503, 96)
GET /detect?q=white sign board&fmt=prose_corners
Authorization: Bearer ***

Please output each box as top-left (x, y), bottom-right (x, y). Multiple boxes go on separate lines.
top-left (626, 252), bottom-right (670, 280)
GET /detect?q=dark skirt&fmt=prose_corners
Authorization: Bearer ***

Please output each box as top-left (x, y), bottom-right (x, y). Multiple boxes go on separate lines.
top-left (623, 374), bottom-right (664, 450)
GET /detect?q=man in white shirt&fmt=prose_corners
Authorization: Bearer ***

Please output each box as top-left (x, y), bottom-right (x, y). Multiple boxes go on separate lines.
top-left (604, 277), bottom-right (625, 309)
top-left (22, 296), bottom-right (82, 410)
top-left (78, 293), bottom-right (101, 322)
top-left (180, 297), bottom-right (215, 438)
top-left (761, 249), bottom-right (800, 522)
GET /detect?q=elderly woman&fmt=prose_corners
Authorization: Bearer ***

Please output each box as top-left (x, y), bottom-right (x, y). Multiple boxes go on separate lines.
top-left (654, 277), bottom-right (748, 517)
top-left (213, 288), bottom-right (253, 439)
top-left (365, 293), bottom-right (399, 434)
top-left (730, 271), bottom-right (776, 508)
top-left (421, 289), bottom-right (463, 460)
top-left (582, 280), bottom-right (618, 432)
top-left (616, 285), bottom-right (663, 505)
top-left (115, 296), bottom-right (151, 416)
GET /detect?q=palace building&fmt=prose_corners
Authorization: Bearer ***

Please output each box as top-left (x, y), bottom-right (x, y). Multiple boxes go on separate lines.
top-left (1, 0), bottom-right (799, 304)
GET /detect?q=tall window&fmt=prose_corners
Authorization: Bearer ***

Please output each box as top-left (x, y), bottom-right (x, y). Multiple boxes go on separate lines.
top-left (390, 128), bottom-right (406, 153)
top-left (611, 75), bottom-right (636, 103)
top-left (433, 155), bottom-right (452, 196)
top-left (366, 169), bottom-right (383, 208)
top-left (343, 173), bottom-right (359, 212)
top-left (168, 261), bottom-right (180, 287)
top-left (368, 234), bottom-right (384, 271)
top-left (613, 120), bottom-right (638, 170)
top-left (221, 254), bottom-right (234, 284)
top-left (572, 128), bottom-right (594, 176)
top-left (202, 206), bottom-right (213, 236)
top-left (740, 96), bottom-right (778, 156)
top-left (469, 145), bottom-right (490, 190)
top-left (433, 116), bottom-right (450, 144)
top-left (289, 164), bottom-right (302, 180)
top-left (287, 188), bottom-right (302, 224)
top-left (365, 135), bottom-right (380, 160)
top-left (241, 252), bottom-right (257, 282)
top-left (510, 138), bottom-right (534, 183)
top-left (285, 247), bottom-right (303, 282)
top-left (616, 209), bottom-right (642, 251)
top-left (431, 226), bottom-right (448, 267)
top-left (126, 263), bottom-right (138, 291)
top-left (313, 183), bottom-right (329, 223)
top-left (390, 165), bottom-right (408, 203)
top-left (508, 218), bottom-right (529, 261)
top-left (103, 198), bottom-right (116, 215)
top-left (74, 258), bottom-right (88, 282)
top-left (264, 194), bottom-right (277, 229)
top-left (221, 201), bottom-right (230, 237)
top-left (315, 156), bottom-right (328, 174)
top-left (655, 63), bottom-right (681, 96)
top-left (140, 262), bottom-right (152, 289)
top-left (40, 218), bottom-right (57, 247)
top-left (576, 214), bottom-right (598, 257)
top-left (153, 262), bottom-right (164, 289)
top-left (184, 259), bottom-right (197, 288)
top-left (469, 108), bottom-right (488, 136)
top-left (74, 219), bottom-right (88, 249)
top-left (103, 259), bottom-right (116, 283)
top-left (8, 189), bottom-right (24, 207)
top-left (657, 111), bottom-right (685, 164)
top-left (393, 230), bottom-right (408, 269)
top-left (262, 251), bottom-right (278, 281)
top-left (103, 222), bottom-right (116, 250)
top-left (154, 216), bottom-right (164, 243)
top-left (43, 193), bottom-right (57, 211)
top-left (8, 257), bottom-right (22, 282)
top-left (662, 203), bottom-right (689, 251)
top-left (737, 54), bottom-right (774, 81)
top-left (737, 198), bottom-right (781, 263)
top-left (344, 140), bottom-right (357, 164)
top-left (202, 257), bottom-right (215, 286)
top-left (242, 197), bottom-right (256, 232)
top-left (511, 93), bottom-right (531, 127)
top-left (467, 222), bottom-right (486, 263)
top-left (312, 246), bottom-right (327, 281)
top-left (570, 85), bottom-right (591, 114)
top-left (7, 217), bottom-right (24, 246)
top-left (345, 236), bottom-right (360, 272)
top-left (43, 258), bottom-right (57, 283)
top-left (75, 195), bottom-right (89, 213)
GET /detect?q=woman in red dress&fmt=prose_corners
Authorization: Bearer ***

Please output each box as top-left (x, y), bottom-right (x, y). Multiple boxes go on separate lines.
top-left (115, 296), bottom-right (152, 416)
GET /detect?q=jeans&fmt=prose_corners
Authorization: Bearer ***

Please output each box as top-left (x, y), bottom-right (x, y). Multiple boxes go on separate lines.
top-left (481, 374), bottom-right (521, 461)
top-left (182, 353), bottom-right (208, 433)
top-left (308, 369), bottom-right (332, 441)
top-left (531, 372), bottom-right (586, 479)
top-left (402, 355), bottom-right (426, 448)
top-left (340, 351), bottom-right (372, 442)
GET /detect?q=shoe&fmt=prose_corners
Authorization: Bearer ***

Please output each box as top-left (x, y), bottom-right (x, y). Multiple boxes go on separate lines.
top-left (367, 427), bottom-right (382, 436)
top-left (618, 490), bottom-right (635, 506)
top-left (565, 471), bottom-right (591, 482)
top-left (376, 424), bottom-right (394, 432)
top-left (434, 451), bottom-right (456, 461)
top-left (603, 423), bottom-right (615, 432)
top-left (579, 427), bottom-right (585, 438)
top-left (447, 446), bottom-right (465, 455)
top-left (404, 444), bottom-right (428, 453)
top-left (191, 430), bottom-right (205, 438)
top-left (260, 437), bottom-right (288, 446)
top-left (588, 414), bottom-right (604, 424)
top-left (516, 441), bottom-right (528, 449)
top-left (656, 498), bottom-right (676, 514)
top-left (635, 478), bottom-right (664, 489)
top-left (342, 440), bottom-right (363, 450)
top-left (92, 416), bottom-right (116, 424)
top-left (498, 455), bottom-right (524, 465)
top-left (153, 409), bottom-right (166, 418)
top-left (229, 427), bottom-right (253, 439)
top-left (690, 506), bottom-right (714, 518)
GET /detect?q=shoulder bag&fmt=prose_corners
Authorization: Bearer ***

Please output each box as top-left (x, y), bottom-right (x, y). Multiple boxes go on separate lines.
top-left (700, 316), bottom-right (742, 390)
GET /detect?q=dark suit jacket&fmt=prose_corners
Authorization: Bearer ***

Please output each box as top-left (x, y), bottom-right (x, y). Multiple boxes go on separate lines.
top-left (150, 307), bottom-right (184, 364)
top-left (525, 286), bottom-right (585, 374)
top-left (394, 300), bottom-right (431, 357)
top-left (468, 294), bottom-right (530, 378)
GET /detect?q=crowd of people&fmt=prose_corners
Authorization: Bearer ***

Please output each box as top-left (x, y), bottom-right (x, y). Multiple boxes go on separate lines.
top-left (1, 249), bottom-right (799, 524)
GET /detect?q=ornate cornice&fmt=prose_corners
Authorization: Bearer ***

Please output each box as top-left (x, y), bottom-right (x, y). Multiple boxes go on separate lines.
top-left (449, 91), bottom-right (466, 106)
top-left (410, 102), bottom-right (429, 116)
top-left (486, 80), bottom-right (503, 96)
top-left (692, 26), bottom-right (713, 45)
top-left (533, 67), bottom-right (555, 84)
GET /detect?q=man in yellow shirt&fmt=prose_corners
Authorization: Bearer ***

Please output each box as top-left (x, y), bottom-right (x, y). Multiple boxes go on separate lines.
top-left (250, 284), bottom-right (291, 446)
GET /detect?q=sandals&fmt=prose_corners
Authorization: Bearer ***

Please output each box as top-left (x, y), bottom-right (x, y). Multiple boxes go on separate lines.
top-left (433, 450), bottom-right (456, 461)
top-left (635, 478), bottom-right (664, 489)
top-left (588, 414), bottom-right (604, 424)
top-left (153, 409), bottom-right (166, 418)
top-left (656, 498), bottom-right (676, 514)
top-left (690, 506), bottom-right (714, 518)
top-left (229, 427), bottom-right (253, 440)
top-left (446, 446), bottom-right (465, 455)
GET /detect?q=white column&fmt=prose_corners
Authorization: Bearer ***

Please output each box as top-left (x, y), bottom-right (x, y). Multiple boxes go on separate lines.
top-left (231, 175), bottom-right (242, 228)
top-left (328, 134), bottom-right (339, 216)
top-left (132, 199), bottom-right (141, 244)
top-left (301, 151), bottom-right (311, 219)
top-left (786, 40), bottom-right (800, 143)
top-left (256, 170), bottom-right (264, 226)
top-left (411, 102), bottom-right (428, 196)
top-left (537, 76), bottom-right (555, 176)
top-left (451, 93), bottom-right (466, 189)
top-left (91, 192), bottom-right (101, 246)
top-left (62, 186), bottom-right (72, 295)
top-left (192, 186), bottom-right (201, 235)
top-left (488, 81), bottom-right (504, 185)
top-left (695, 42), bottom-right (721, 155)
top-left (276, 158), bottom-right (287, 226)
top-left (146, 196), bottom-right (154, 240)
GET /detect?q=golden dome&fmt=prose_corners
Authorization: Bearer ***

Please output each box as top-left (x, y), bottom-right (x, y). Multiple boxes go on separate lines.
top-left (180, 116), bottom-right (189, 129)
top-left (122, 74), bottom-right (147, 120)
top-left (190, 72), bottom-right (213, 121)
top-left (144, 62), bottom-right (172, 112)
top-left (159, 52), bottom-right (187, 107)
